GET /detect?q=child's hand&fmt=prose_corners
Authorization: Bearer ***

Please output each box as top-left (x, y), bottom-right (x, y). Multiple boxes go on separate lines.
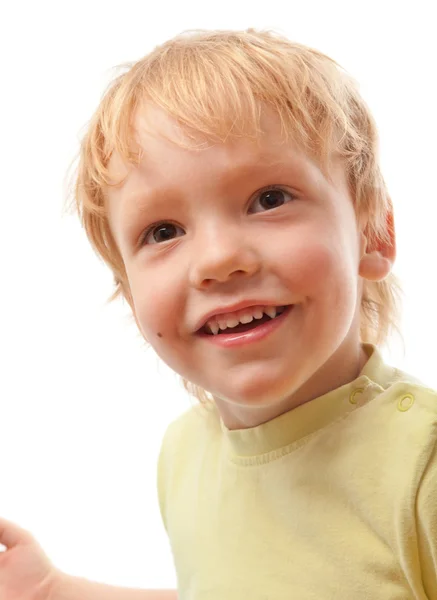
top-left (0, 517), bottom-right (61, 600)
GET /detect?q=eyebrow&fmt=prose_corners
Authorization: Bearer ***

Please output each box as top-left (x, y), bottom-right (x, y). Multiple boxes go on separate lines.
top-left (122, 159), bottom-right (296, 203)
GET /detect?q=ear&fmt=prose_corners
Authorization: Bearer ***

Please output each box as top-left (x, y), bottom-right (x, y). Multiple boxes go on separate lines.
top-left (358, 211), bottom-right (396, 282)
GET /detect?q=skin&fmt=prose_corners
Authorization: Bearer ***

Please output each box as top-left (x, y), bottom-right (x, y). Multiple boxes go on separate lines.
top-left (106, 103), bottom-right (396, 430)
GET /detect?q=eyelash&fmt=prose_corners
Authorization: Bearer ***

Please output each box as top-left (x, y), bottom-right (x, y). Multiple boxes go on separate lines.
top-left (139, 185), bottom-right (298, 247)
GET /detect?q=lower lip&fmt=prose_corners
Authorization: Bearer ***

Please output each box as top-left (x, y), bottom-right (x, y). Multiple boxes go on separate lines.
top-left (197, 305), bottom-right (294, 348)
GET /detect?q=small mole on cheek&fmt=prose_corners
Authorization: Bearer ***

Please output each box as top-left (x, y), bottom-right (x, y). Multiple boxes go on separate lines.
top-left (157, 332), bottom-right (163, 338)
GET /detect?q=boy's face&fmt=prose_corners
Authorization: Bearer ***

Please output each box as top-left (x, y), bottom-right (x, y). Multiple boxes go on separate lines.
top-left (107, 104), bottom-right (394, 429)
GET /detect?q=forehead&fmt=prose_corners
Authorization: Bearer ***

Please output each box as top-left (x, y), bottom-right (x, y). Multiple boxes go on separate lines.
top-left (108, 104), bottom-right (310, 184)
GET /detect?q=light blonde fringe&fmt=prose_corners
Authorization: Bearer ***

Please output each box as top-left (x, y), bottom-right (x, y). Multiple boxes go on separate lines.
top-left (65, 28), bottom-right (404, 404)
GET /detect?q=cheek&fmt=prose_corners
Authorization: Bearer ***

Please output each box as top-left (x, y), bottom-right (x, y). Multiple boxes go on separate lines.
top-left (130, 271), bottom-right (182, 339)
top-left (278, 234), bottom-right (357, 304)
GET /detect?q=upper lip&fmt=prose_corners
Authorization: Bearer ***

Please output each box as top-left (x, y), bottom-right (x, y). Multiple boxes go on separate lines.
top-left (194, 300), bottom-right (286, 332)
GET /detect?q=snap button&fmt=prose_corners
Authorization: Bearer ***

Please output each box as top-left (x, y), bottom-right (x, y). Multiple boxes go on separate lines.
top-left (349, 388), bottom-right (365, 405)
top-left (398, 394), bottom-right (415, 412)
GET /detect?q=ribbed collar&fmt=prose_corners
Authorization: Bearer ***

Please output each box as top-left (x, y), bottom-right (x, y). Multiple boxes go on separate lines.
top-left (220, 344), bottom-right (397, 460)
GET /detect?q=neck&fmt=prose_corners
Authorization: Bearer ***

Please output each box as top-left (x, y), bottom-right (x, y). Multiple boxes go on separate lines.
top-left (215, 342), bottom-right (369, 431)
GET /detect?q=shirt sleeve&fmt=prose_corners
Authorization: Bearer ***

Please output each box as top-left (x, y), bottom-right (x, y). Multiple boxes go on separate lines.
top-left (416, 434), bottom-right (437, 598)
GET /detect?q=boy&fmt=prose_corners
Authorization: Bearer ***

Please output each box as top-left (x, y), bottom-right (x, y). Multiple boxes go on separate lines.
top-left (0, 28), bottom-right (436, 599)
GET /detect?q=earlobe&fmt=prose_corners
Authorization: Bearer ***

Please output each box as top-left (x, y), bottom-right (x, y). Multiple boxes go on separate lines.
top-left (359, 210), bottom-right (396, 282)
top-left (359, 251), bottom-right (393, 281)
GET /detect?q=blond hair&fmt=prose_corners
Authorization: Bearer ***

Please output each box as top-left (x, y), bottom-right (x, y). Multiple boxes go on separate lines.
top-left (66, 28), bottom-right (404, 403)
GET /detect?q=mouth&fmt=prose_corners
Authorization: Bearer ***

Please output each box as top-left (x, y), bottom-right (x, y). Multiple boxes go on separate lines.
top-left (197, 305), bottom-right (291, 336)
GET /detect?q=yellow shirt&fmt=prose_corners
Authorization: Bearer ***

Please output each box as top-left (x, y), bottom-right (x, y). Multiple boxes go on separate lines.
top-left (157, 344), bottom-right (437, 599)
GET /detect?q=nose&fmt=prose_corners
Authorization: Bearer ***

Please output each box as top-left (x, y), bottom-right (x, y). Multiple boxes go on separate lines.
top-left (188, 224), bottom-right (261, 289)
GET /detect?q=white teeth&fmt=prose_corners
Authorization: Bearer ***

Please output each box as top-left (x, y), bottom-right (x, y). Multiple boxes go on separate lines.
top-left (264, 306), bottom-right (277, 319)
top-left (205, 304), bottom-right (286, 335)
top-left (221, 318), bottom-right (239, 328)
top-left (239, 314), bottom-right (254, 324)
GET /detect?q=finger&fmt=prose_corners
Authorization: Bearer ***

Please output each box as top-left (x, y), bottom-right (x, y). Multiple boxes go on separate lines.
top-left (0, 517), bottom-right (34, 549)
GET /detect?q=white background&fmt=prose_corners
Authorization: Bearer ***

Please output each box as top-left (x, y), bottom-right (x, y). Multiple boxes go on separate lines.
top-left (1, 0), bottom-right (436, 591)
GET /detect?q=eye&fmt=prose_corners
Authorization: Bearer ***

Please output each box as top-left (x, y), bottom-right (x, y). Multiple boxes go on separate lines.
top-left (141, 222), bottom-right (185, 245)
top-left (249, 186), bottom-right (298, 213)
top-left (139, 185), bottom-right (297, 246)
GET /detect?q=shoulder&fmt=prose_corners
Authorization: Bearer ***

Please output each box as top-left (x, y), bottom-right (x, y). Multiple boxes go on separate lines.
top-left (390, 379), bottom-right (437, 412)
top-left (347, 369), bottom-right (437, 481)
top-left (376, 375), bottom-right (437, 499)
top-left (161, 401), bottom-right (221, 448)
top-left (156, 402), bottom-right (221, 526)
top-left (157, 401), bottom-right (221, 472)
top-left (361, 344), bottom-right (437, 421)
top-left (378, 359), bottom-right (437, 419)
top-left (373, 376), bottom-right (437, 449)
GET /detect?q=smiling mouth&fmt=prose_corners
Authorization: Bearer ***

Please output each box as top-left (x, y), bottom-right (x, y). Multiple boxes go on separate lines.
top-left (199, 305), bottom-right (291, 335)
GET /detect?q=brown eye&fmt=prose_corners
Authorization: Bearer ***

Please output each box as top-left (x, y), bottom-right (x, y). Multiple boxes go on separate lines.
top-left (143, 223), bottom-right (184, 245)
top-left (250, 187), bottom-right (297, 213)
